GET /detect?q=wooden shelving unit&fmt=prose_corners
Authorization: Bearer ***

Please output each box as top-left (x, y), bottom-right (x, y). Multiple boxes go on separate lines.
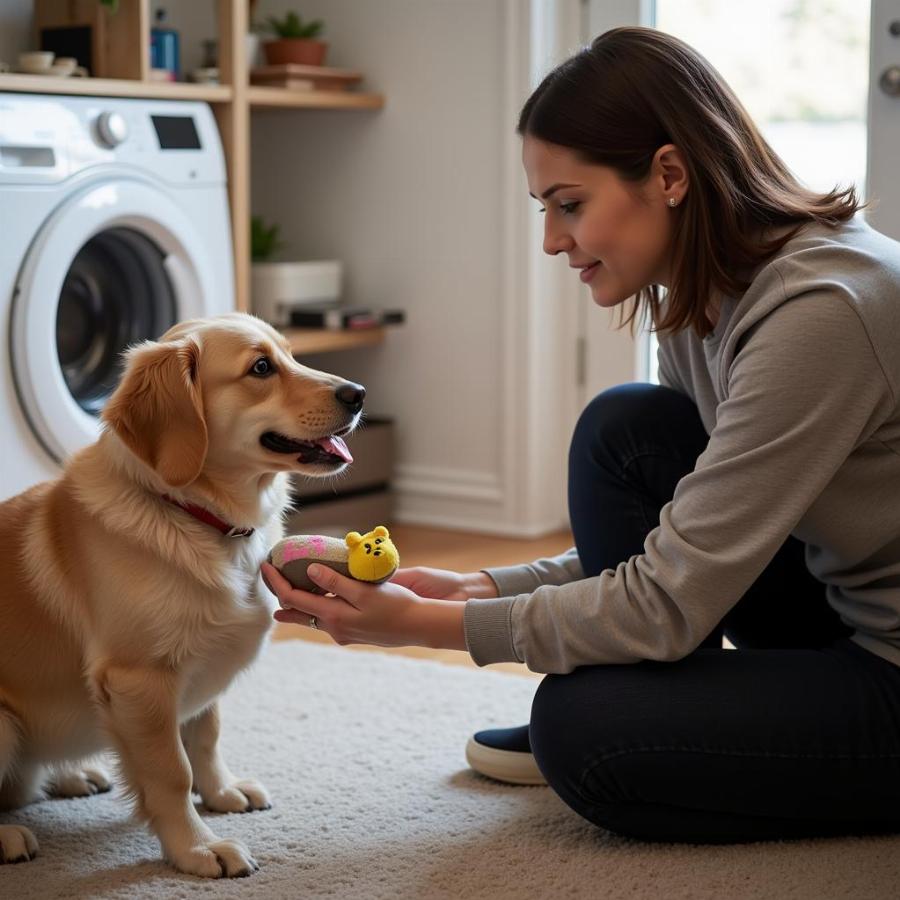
top-left (1, 1), bottom-right (387, 356)
top-left (283, 327), bottom-right (387, 356)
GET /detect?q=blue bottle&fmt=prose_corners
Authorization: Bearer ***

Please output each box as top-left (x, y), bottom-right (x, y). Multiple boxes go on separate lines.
top-left (150, 8), bottom-right (180, 81)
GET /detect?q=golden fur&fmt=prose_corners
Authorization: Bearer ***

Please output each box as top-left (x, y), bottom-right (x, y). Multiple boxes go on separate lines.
top-left (0, 313), bottom-right (361, 876)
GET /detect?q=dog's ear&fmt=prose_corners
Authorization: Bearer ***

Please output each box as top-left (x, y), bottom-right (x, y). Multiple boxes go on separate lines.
top-left (103, 337), bottom-right (208, 487)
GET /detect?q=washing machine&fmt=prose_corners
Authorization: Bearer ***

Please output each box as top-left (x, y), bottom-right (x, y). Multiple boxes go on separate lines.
top-left (0, 93), bottom-right (234, 500)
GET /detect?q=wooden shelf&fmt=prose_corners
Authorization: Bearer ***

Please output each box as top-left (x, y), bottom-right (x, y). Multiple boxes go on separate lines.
top-left (0, 73), bottom-right (232, 103)
top-left (248, 87), bottom-right (385, 110)
top-left (283, 327), bottom-right (387, 355)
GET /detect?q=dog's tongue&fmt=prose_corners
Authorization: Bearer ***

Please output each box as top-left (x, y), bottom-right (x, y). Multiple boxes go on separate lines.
top-left (315, 435), bottom-right (353, 463)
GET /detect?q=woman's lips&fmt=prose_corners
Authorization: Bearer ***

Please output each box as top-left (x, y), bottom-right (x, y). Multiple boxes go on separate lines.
top-left (579, 262), bottom-right (601, 283)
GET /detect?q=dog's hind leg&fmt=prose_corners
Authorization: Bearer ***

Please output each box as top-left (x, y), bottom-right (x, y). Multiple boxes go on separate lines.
top-left (45, 757), bottom-right (112, 799)
top-left (0, 704), bottom-right (40, 864)
top-left (181, 702), bottom-right (270, 813)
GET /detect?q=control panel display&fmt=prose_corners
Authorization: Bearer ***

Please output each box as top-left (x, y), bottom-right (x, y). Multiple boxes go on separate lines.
top-left (151, 115), bottom-right (202, 150)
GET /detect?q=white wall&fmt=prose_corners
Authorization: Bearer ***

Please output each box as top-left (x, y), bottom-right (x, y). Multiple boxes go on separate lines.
top-left (252, 0), bottom-right (565, 533)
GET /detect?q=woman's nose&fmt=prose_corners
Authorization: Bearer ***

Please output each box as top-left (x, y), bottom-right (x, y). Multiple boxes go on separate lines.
top-left (543, 218), bottom-right (573, 256)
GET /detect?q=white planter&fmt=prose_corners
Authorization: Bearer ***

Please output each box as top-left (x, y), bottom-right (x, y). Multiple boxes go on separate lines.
top-left (252, 260), bottom-right (343, 326)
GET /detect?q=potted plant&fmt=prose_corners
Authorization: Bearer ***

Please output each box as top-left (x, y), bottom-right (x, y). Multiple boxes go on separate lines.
top-left (262, 11), bottom-right (327, 67)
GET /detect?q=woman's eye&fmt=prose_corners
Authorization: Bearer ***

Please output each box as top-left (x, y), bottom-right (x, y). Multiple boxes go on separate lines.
top-left (249, 357), bottom-right (274, 377)
top-left (537, 201), bottom-right (581, 215)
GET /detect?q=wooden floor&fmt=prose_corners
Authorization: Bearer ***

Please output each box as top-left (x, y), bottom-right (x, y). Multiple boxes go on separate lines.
top-left (272, 524), bottom-right (573, 678)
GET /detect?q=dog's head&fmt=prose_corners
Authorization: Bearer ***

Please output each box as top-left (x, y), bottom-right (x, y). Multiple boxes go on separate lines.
top-left (101, 312), bottom-right (364, 488)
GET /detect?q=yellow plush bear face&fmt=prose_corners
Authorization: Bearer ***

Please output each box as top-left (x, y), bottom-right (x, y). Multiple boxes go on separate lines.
top-left (345, 526), bottom-right (400, 583)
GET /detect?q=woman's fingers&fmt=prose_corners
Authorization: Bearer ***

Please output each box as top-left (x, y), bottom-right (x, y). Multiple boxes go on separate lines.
top-left (261, 561), bottom-right (294, 600)
top-left (274, 608), bottom-right (323, 628)
top-left (261, 563), bottom-right (336, 619)
top-left (305, 564), bottom-right (366, 608)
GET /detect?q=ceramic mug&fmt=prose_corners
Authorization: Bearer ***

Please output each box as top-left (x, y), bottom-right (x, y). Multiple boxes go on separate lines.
top-left (50, 56), bottom-right (78, 76)
top-left (18, 51), bottom-right (55, 73)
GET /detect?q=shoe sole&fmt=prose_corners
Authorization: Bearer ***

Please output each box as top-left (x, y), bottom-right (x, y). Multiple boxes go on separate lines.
top-left (464, 737), bottom-right (547, 786)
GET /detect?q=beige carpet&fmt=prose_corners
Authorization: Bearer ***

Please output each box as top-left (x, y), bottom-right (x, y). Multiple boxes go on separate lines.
top-left (2, 641), bottom-right (899, 899)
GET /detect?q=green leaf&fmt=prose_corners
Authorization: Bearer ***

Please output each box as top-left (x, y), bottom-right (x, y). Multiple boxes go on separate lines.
top-left (250, 216), bottom-right (284, 262)
top-left (264, 10), bottom-right (325, 39)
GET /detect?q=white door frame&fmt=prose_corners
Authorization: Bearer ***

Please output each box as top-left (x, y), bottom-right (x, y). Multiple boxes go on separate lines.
top-left (492, 0), bottom-right (648, 536)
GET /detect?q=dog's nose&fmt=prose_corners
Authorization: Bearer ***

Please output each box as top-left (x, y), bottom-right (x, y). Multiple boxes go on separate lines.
top-left (335, 382), bottom-right (366, 413)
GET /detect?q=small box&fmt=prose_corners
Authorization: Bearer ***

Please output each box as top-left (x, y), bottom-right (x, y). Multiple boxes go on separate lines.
top-left (285, 490), bottom-right (394, 537)
top-left (252, 260), bottom-right (343, 327)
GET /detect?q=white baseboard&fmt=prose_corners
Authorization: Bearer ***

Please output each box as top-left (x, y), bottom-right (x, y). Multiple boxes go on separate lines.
top-left (393, 462), bottom-right (566, 536)
top-left (393, 464), bottom-right (504, 503)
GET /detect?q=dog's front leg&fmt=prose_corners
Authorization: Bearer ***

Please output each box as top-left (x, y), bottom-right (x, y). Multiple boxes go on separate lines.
top-left (94, 665), bottom-right (259, 878)
top-left (181, 702), bottom-right (271, 813)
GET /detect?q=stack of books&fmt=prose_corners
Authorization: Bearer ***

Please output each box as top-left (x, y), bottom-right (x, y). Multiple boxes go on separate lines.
top-left (250, 64), bottom-right (364, 92)
top-left (289, 307), bottom-right (405, 331)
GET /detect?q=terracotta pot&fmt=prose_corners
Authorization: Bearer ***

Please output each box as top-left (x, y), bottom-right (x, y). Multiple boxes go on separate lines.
top-left (263, 39), bottom-right (328, 67)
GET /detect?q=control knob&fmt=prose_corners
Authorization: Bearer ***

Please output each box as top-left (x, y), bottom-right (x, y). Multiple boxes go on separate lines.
top-left (95, 111), bottom-right (128, 148)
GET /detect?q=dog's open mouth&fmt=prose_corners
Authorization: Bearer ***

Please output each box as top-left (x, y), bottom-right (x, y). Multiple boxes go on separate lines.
top-left (260, 431), bottom-right (353, 466)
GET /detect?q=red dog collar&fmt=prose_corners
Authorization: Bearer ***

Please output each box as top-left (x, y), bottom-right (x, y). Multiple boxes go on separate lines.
top-left (161, 494), bottom-right (255, 538)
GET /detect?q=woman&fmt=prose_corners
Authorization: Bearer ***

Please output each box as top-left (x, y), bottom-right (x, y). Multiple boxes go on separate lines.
top-left (264, 27), bottom-right (900, 844)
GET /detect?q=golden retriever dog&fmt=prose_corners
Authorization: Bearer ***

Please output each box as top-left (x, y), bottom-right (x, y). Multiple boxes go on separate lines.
top-left (0, 312), bottom-right (364, 877)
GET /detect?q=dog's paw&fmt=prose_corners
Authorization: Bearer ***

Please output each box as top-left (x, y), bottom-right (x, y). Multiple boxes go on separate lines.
top-left (201, 778), bottom-right (271, 813)
top-left (170, 838), bottom-right (259, 878)
top-left (45, 764), bottom-right (112, 798)
top-left (0, 824), bottom-right (39, 864)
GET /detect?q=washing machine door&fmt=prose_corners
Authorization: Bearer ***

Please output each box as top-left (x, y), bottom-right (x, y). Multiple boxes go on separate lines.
top-left (11, 178), bottom-right (220, 463)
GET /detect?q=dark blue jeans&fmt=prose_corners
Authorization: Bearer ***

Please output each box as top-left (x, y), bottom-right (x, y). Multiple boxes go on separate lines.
top-left (529, 383), bottom-right (900, 843)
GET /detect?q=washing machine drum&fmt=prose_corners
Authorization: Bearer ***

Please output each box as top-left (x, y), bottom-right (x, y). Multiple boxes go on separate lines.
top-left (11, 179), bottom-right (220, 463)
top-left (56, 227), bottom-right (177, 416)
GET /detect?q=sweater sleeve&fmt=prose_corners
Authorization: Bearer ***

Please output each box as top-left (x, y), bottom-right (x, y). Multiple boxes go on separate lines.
top-left (482, 547), bottom-right (583, 596)
top-left (464, 293), bottom-right (892, 673)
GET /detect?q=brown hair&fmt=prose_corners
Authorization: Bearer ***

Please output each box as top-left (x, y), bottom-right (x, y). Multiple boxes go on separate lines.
top-left (517, 26), bottom-right (863, 338)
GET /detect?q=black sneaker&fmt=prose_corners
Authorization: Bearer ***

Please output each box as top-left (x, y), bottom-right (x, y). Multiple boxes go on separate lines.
top-left (464, 724), bottom-right (547, 785)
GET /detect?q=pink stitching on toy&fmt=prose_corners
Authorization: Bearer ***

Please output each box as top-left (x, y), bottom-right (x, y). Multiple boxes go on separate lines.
top-left (282, 536), bottom-right (328, 563)
top-left (283, 543), bottom-right (311, 562)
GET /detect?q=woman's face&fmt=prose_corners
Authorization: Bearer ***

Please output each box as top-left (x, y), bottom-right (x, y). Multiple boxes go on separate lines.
top-left (522, 135), bottom-right (684, 308)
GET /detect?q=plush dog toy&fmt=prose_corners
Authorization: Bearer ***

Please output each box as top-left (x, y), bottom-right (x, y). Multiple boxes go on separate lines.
top-left (267, 526), bottom-right (400, 593)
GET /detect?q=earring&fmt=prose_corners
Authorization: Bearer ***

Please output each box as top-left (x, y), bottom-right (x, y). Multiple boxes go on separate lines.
top-left (667, 197), bottom-right (677, 207)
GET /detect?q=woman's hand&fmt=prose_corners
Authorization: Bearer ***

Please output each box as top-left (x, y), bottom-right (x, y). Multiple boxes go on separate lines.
top-left (262, 562), bottom-right (467, 650)
top-left (390, 567), bottom-right (499, 601)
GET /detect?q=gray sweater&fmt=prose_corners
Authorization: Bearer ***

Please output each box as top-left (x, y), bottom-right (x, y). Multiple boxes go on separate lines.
top-left (463, 216), bottom-right (900, 674)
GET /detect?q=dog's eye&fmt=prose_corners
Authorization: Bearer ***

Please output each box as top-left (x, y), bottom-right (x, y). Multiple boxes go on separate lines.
top-left (249, 357), bottom-right (274, 377)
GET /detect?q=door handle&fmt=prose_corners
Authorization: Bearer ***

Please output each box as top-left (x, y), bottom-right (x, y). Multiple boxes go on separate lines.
top-left (880, 65), bottom-right (900, 96)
